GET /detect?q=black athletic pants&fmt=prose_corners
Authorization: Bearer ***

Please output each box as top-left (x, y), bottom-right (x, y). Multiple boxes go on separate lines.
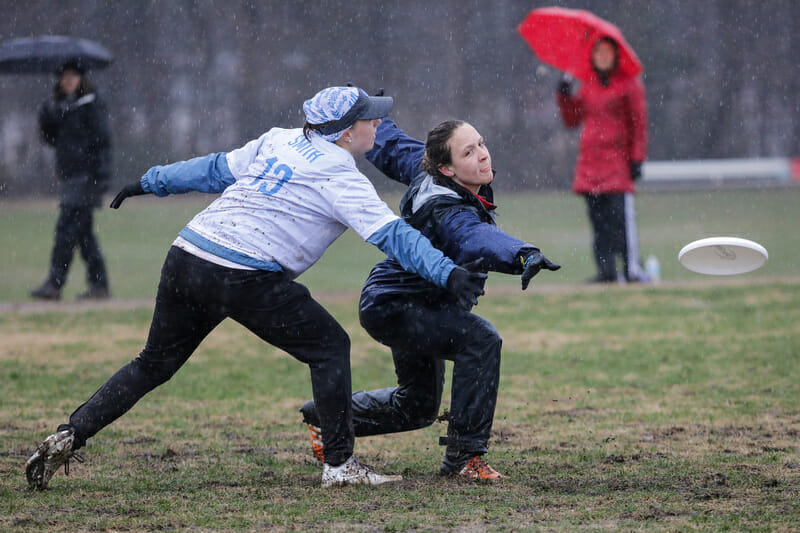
top-left (584, 193), bottom-right (642, 281)
top-left (334, 299), bottom-right (502, 457)
top-left (64, 246), bottom-right (355, 465)
top-left (48, 204), bottom-right (108, 290)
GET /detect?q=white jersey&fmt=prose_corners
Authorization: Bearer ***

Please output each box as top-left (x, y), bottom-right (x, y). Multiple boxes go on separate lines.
top-left (182, 128), bottom-right (398, 277)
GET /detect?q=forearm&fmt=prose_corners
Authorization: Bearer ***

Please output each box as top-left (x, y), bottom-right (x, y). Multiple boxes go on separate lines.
top-left (141, 152), bottom-right (235, 197)
top-left (367, 218), bottom-right (455, 288)
top-left (439, 211), bottom-right (536, 273)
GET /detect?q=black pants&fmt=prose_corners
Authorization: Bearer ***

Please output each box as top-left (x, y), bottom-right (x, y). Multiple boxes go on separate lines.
top-left (307, 299), bottom-right (502, 457)
top-left (65, 247), bottom-right (355, 465)
top-left (47, 204), bottom-right (108, 290)
top-left (584, 193), bottom-right (643, 281)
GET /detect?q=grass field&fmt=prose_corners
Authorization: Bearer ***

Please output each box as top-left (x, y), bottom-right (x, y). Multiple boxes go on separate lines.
top-left (1, 187), bottom-right (798, 300)
top-left (1, 188), bottom-right (799, 531)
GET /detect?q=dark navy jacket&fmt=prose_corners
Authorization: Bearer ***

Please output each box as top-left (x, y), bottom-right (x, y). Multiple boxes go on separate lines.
top-left (359, 119), bottom-right (539, 313)
top-left (39, 91), bottom-right (112, 206)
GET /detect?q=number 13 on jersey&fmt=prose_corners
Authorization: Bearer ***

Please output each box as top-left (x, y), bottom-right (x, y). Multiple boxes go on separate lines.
top-left (249, 156), bottom-right (292, 196)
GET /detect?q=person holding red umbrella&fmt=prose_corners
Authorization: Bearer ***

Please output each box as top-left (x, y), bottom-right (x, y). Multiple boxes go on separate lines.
top-left (556, 35), bottom-right (649, 283)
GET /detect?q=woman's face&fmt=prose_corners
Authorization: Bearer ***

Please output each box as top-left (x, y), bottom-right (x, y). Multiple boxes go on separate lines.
top-left (591, 40), bottom-right (617, 73)
top-left (440, 123), bottom-right (493, 194)
top-left (341, 118), bottom-right (381, 154)
top-left (58, 69), bottom-right (81, 96)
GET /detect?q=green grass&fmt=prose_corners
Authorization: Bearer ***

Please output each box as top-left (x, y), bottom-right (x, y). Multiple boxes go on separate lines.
top-left (1, 187), bottom-right (799, 300)
top-left (1, 188), bottom-right (799, 530)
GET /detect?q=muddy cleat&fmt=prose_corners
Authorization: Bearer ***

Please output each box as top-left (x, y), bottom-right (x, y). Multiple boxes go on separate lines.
top-left (456, 456), bottom-right (504, 480)
top-left (25, 428), bottom-right (83, 490)
top-left (306, 423), bottom-right (325, 463)
top-left (442, 455), bottom-right (504, 481)
top-left (322, 455), bottom-right (402, 487)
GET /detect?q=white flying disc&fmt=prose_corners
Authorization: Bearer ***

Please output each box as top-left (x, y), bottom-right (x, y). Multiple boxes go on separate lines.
top-left (678, 237), bottom-right (768, 275)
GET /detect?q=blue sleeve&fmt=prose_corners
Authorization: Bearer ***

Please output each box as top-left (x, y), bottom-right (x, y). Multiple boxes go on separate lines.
top-left (438, 209), bottom-right (538, 274)
top-left (365, 119), bottom-right (426, 186)
top-left (366, 218), bottom-right (456, 288)
top-left (140, 152), bottom-right (235, 197)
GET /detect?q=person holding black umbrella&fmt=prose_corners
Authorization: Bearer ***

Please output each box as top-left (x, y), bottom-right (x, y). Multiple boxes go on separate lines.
top-left (30, 59), bottom-right (112, 300)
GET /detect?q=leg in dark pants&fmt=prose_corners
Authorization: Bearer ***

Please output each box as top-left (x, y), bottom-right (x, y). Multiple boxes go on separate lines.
top-left (305, 300), bottom-right (502, 461)
top-left (584, 194), bottom-right (625, 281)
top-left (66, 247), bottom-right (355, 465)
top-left (75, 207), bottom-right (109, 290)
top-left (47, 205), bottom-right (83, 289)
top-left (66, 247), bottom-right (226, 447)
top-left (46, 205), bottom-right (108, 290)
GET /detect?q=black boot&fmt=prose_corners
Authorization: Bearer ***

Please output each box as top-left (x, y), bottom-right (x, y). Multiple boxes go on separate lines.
top-left (77, 286), bottom-right (111, 300)
top-left (30, 282), bottom-right (61, 301)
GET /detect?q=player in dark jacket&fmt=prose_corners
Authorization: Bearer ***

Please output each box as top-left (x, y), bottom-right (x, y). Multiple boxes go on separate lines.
top-left (301, 118), bottom-right (560, 480)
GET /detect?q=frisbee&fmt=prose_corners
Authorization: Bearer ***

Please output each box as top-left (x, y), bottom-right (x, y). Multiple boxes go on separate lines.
top-left (678, 237), bottom-right (768, 275)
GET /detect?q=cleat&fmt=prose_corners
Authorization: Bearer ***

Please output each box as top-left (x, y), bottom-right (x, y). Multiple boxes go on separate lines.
top-left (307, 423), bottom-right (324, 463)
top-left (322, 455), bottom-right (402, 487)
top-left (442, 455), bottom-right (504, 481)
top-left (25, 428), bottom-right (83, 490)
top-left (457, 456), bottom-right (504, 480)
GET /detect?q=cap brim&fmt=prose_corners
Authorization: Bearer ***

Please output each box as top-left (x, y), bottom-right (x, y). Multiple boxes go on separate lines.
top-left (358, 96), bottom-right (393, 120)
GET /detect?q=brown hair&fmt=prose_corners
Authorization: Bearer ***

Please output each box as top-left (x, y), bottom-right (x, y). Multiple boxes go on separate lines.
top-left (303, 121), bottom-right (336, 141)
top-left (421, 120), bottom-right (464, 179)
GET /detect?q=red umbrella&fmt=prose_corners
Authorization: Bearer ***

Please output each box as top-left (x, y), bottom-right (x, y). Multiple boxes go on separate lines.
top-left (517, 7), bottom-right (643, 81)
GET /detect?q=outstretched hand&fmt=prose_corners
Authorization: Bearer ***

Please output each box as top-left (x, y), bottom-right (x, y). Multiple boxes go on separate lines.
top-left (521, 251), bottom-right (561, 290)
top-left (110, 181), bottom-right (147, 209)
top-left (446, 258), bottom-right (488, 309)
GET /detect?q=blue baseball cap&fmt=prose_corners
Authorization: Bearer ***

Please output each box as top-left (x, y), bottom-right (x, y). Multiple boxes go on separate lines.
top-left (303, 86), bottom-right (393, 140)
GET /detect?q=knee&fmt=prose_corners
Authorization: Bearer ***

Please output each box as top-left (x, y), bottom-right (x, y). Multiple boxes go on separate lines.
top-left (396, 389), bottom-right (441, 429)
top-left (467, 319), bottom-right (502, 355)
top-left (324, 324), bottom-right (351, 354)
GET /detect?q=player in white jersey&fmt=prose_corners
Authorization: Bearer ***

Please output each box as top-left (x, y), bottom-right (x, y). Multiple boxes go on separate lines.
top-left (25, 86), bottom-right (486, 490)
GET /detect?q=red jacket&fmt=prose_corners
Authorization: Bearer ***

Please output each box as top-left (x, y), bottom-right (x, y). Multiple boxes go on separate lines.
top-left (557, 71), bottom-right (647, 194)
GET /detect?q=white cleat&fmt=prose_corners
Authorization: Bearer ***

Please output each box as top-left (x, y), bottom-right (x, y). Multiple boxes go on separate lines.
top-left (25, 428), bottom-right (82, 490)
top-left (322, 455), bottom-right (402, 487)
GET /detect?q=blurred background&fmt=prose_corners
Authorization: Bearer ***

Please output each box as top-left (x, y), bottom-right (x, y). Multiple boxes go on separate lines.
top-left (0, 0), bottom-right (797, 197)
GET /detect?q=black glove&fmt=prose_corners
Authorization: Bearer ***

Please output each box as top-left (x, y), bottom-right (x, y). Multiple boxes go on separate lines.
top-left (110, 181), bottom-right (147, 209)
top-left (630, 161), bottom-right (643, 181)
top-left (521, 251), bottom-right (561, 290)
top-left (445, 259), bottom-right (487, 309)
top-left (557, 74), bottom-right (573, 96)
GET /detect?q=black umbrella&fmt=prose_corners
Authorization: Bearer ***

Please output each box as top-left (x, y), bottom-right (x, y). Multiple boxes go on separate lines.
top-left (0, 35), bottom-right (113, 74)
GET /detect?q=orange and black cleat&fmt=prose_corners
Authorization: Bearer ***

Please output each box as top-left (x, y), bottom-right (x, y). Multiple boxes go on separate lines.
top-left (455, 456), bottom-right (504, 480)
top-left (306, 423), bottom-right (324, 463)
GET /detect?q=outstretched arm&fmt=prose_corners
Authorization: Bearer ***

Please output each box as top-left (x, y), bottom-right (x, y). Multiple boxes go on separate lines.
top-left (110, 152), bottom-right (235, 208)
top-left (436, 209), bottom-right (560, 289)
top-left (365, 118), bottom-right (426, 185)
top-left (142, 152), bottom-right (235, 197)
top-left (367, 218), bottom-right (486, 308)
